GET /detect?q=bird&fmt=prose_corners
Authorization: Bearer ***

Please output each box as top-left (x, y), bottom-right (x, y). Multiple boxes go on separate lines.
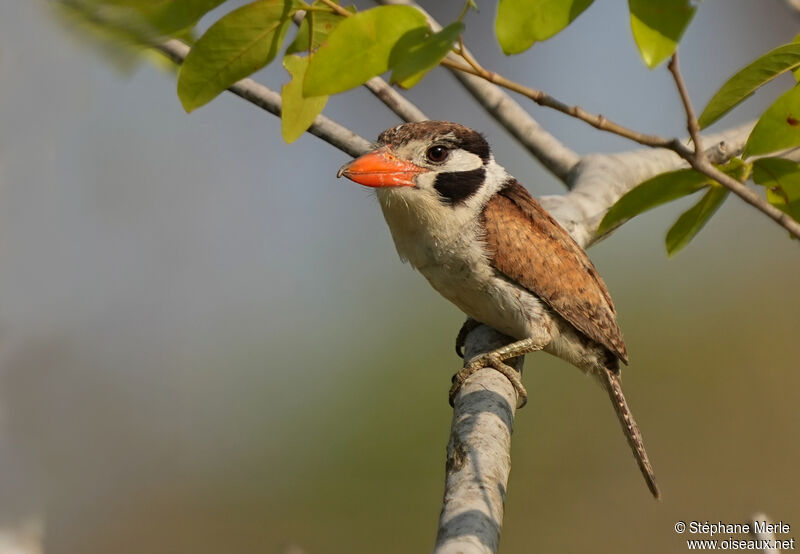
top-left (337, 120), bottom-right (660, 499)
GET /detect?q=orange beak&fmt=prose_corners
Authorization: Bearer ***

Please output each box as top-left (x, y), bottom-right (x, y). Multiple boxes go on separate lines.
top-left (337, 147), bottom-right (426, 187)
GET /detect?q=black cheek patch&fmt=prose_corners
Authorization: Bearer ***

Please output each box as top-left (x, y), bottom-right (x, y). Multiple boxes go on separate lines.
top-left (434, 168), bottom-right (486, 206)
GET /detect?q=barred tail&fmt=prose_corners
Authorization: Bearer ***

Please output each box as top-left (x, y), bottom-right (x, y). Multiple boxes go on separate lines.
top-left (601, 368), bottom-right (661, 500)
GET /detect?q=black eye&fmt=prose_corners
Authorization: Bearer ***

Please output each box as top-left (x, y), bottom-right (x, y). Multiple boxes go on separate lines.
top-left (426, 145), bottom-right (449, 163)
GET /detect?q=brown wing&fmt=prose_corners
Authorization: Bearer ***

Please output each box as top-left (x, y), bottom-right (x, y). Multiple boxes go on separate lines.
top-left (482, 180), bottom-right (628, 363)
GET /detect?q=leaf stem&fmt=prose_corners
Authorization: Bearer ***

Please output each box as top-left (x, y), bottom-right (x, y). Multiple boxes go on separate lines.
top-left (455, 36), bottom-right (483, 75)
top-left (317, 0), bottom-right (353, 18)
top-left (456, 0), bottom-right (475, 23)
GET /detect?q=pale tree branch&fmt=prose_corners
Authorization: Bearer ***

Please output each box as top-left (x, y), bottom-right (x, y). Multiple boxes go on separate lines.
top-left (543, 122), bottom-right (753, 247)
top-left (784, 0), bottom-right (800, 14)
top-left (0, 517), bottom-right (44, 554)
top-left (750, 513), bottom-right (778, 554)
top-left (154, 40), bottom-right (372, 158)
top-left (375, 0), bottom-right (581, 184)
top-left (363, 76), bottom-right (429, 122)
top-left (435, 325), bottom-right (521, 554)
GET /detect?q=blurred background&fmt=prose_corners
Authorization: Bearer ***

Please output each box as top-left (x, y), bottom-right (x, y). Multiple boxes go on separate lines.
top-left (0, 1), bottom-right (798, 552)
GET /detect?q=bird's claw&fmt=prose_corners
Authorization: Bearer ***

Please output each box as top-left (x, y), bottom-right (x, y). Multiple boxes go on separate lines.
top-left (455, 318), bottom-right (481, 358)
top-left (449, 352), bottom-right (528, 409)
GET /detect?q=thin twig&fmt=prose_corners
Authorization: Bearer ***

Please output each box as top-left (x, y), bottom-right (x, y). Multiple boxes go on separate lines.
top-left (316, 0), bottom-right (352, 17)
top-left (668, 52), bottom-right (703, 157)
top-left (155, 40), bottom-right (372, 158)
top-left (456, 37), bottom-right (483, 75)
top-left (440, 58), bottom-right (688, 153)
top-left (692, 157), bottom-right (800, 237)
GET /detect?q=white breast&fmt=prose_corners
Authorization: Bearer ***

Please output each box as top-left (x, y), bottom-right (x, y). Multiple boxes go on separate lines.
top-left (375, 181), bottom-right (550, 342)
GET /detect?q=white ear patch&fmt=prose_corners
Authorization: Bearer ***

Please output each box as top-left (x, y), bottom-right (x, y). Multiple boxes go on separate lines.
top-left (439, 149), bottom-right (484, 172)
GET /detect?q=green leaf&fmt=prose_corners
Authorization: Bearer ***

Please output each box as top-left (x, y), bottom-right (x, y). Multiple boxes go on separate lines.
top-left (50, 0), bottom-right (147, 71)
top-left (719, 156), bottom-right (752, 182)
top-left (177, 0), bottom-right (298, 112)
top-left (665, 186), bottom-right (729, 256)
top-left (495, 0), bottom-right (594, 55)
top-left (286, 3), bottom-right (353, 55)
top-left (597, 169), bottom-right (712, 235)
top-left (73, 0), bottom-right (228, 38)
top-left (698, 43), bottom-right (800, 129)
top-left (281, 55), bottom-right (328, 143)
top-left (130, 0), bottom-right (229, 36)
top-left (628, 0), bottom-right (696, 68)
top-left (752, 157), bottom-right (800, 223)
top-left (743, 85), bottom-right (800, 157)
top-left (389, 22), bottom-right (464, 89)
top-left (286, 15), bottom-right (312, 55)
top-left (303, 5), bottom-right (429, 96)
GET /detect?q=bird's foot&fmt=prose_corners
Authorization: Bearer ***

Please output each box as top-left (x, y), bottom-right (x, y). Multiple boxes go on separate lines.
top-left (449, 335), bottom-right (549, 409)
top-left (449, 352), bottom-right (528, 409)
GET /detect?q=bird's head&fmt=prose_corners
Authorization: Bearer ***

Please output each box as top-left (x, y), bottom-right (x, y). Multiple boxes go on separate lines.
top-left (337, 121), bottom-right (503, 208)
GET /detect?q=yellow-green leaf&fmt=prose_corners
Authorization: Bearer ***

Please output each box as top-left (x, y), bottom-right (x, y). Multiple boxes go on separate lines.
top-left (286, 3), bottom-right (353, 55)
top-left (303, 5), bottom-right (428, 97)
top-left (390, 22), bottom-right (464, 89)
top-left (597, 169), bottom-right (712, 235)
top-left (281, 55), bottom-right (328, 143)
top-left (495, 0), bottom-right (594, 55)
top-left (177, 0), bottom-right (298, 112)
top-left (698, 43), bottom-right (800, 129)
top-left (628, 0), bottom-right (696, 69)
top-left (743, 85), bottom-right (800, 157)
top-left (665, 186), bottom-right (729, 256)
top-left (752, 157), bottom-right (800, 223)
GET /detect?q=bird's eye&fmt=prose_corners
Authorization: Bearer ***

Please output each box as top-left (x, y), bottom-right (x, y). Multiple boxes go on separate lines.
top-left (425, 145), bottom-right (449, 163)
